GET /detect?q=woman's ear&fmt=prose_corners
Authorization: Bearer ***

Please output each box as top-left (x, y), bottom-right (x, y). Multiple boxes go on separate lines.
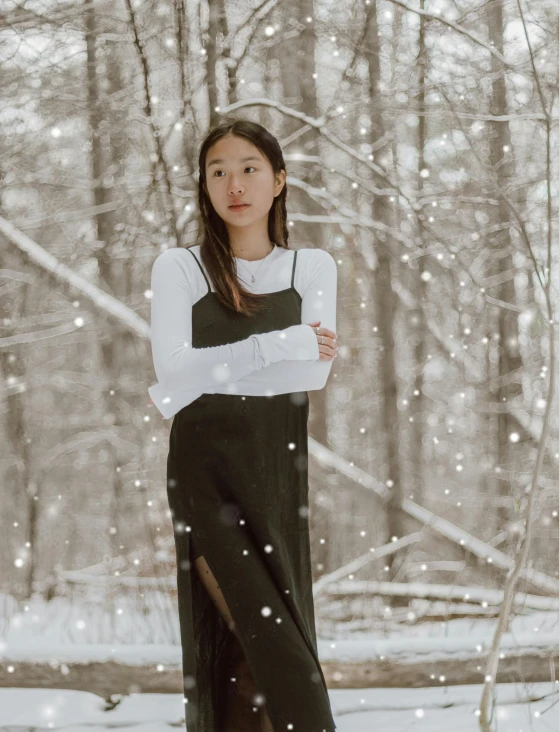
top-left (274, 169), bottom-right (286, 196)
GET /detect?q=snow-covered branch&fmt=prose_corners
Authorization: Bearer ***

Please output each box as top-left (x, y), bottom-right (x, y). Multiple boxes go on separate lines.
top-left (310, 437), bottom-right (559, 596)
top-left (0, 216), bottom-right (149, 340)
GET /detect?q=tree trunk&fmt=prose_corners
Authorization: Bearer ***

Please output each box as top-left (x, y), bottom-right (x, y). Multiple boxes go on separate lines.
top-left (365, 2), bottom-right (406, 589)
top-left (486, 0), bottom-right (523, 555)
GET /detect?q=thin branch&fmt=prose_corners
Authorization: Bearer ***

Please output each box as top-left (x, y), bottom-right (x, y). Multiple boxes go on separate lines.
top-left (123, 0), bottom-right (179, 245)
top-left (478, 2), bottom-right (556, 728)
top-left (386, 0), bottom-right (508, 68)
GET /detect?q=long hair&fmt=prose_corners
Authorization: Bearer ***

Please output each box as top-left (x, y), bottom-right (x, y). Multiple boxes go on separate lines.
top-left (196, 118), bottom-right (290, 316)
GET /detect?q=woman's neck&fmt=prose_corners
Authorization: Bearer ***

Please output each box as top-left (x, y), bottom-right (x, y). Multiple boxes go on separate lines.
top-left (231, 241), bottom-right (275, 262)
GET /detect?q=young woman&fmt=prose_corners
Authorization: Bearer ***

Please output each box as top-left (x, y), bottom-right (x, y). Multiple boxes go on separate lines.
top-left (149, 119), bottom-right (338, 732)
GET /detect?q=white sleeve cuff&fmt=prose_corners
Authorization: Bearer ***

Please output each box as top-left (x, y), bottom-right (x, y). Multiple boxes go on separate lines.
top-left (253, 324), bottom-right (319, 364)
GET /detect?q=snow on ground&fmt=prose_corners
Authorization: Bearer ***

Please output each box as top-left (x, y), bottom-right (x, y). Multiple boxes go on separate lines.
top-left (3, 608), bottom-right (559, 667)
top-left (0, 682), bottom-right (558, 731)
top-left (4, 590), bottom-right (559, 662)
top-left (2, 595), bottom-right (559, 730)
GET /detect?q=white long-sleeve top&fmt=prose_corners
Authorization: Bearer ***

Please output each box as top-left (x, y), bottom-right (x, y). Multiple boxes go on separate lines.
top-left (148, 243), bottom-right (337, 419)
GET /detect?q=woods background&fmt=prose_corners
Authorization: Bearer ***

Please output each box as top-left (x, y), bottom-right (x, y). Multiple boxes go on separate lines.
top-left (1, 0), bottom-right (558, 686)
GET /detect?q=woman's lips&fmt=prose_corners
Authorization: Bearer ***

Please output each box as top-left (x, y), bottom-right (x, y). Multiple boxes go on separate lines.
top-left (229, 204), bottom-right (250, 211)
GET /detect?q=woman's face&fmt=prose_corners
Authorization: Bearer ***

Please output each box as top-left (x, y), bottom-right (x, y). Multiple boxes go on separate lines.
top-left (204, 135), bottom-right (285, 232)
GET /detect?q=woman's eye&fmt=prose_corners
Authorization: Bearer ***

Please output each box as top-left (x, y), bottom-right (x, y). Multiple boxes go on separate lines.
top-left (214, 167), bottom-right (256, 177)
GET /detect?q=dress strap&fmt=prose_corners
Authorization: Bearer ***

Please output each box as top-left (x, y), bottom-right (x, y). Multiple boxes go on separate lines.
top-left (291, 249), bottom-right (298, 289)
top-left (185, 247), bottom-right (211, 295)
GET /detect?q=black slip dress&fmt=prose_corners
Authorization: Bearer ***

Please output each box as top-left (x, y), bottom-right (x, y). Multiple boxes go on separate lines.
top-left (166, 245), bottom-right (336, 732)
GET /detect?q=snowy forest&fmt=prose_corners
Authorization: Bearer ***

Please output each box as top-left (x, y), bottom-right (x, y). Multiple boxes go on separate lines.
top-left (2, 0), bottom-right (559, 730)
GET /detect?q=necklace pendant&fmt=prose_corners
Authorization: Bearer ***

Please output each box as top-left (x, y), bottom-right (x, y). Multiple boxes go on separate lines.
top-left (251, 275), bottom-right (256, 282)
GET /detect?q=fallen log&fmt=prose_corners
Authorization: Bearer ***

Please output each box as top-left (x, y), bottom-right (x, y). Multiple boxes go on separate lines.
top-left (322, 579), bottom-right (559, 612)
top-left (1, 635), bottom-right (558, 692)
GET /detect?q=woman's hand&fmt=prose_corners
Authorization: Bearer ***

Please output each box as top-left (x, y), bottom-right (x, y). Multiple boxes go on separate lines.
top-left (308, 320), bottom-right (338, 361)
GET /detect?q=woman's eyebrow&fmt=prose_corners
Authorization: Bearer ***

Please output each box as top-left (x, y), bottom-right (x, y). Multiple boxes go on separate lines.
top-left (207, 156), bottom-right (261, 168)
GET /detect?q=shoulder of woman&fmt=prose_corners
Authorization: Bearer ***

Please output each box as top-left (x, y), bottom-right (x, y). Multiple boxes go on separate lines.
top-left (152, 246), bottom-right (199, 276)
top-left (150, 247), bottom-right (203, 299)
top-left (296, 247), bottom-right (337, 277)
top-left (297, 247), bottom-right (335, 264)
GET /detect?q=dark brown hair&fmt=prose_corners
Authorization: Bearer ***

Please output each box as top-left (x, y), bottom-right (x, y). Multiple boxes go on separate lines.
top-left (196, 118), bottom-right (290, 316)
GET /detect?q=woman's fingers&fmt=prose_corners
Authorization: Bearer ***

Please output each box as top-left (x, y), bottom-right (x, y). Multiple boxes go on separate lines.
top-left (307, 320), bottom-right (339, 360)
top-left (307, 321), bottom-right (337, 340)
top-left (316, 332), bottom-right (338, 360)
